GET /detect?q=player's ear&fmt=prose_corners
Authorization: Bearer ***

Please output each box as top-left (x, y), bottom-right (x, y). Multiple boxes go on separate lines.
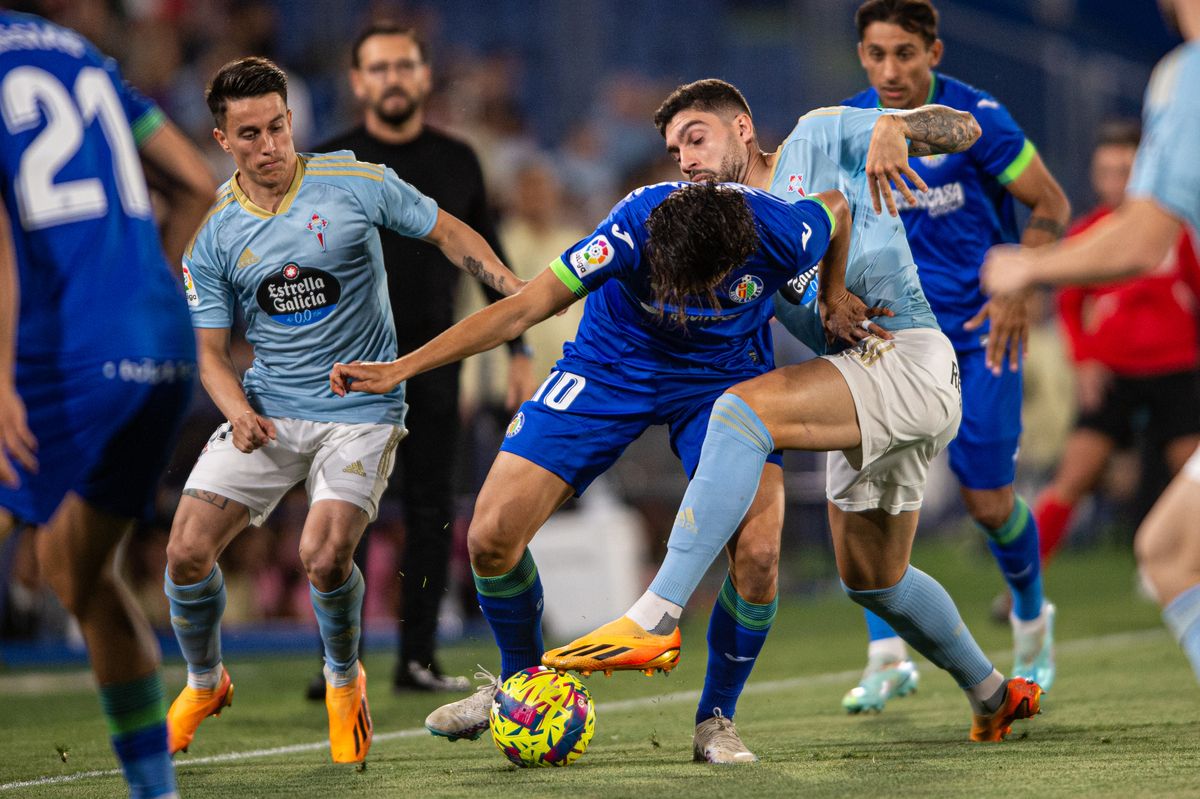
top-left (212, 127), bottom-right (230, 153)
top-left (857, 40), bottom-right (868, 67)
top-left (929, 39), bottom-right (944, 68)
top-left (734, 113), bottom-right (755, 144)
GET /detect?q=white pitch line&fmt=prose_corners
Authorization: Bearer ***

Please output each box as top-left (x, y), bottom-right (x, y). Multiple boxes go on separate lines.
top-left (0, 627), bottom-right (1170, 792)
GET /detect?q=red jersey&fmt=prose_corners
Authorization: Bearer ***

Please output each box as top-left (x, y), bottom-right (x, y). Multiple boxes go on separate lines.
top-left (1057, 206), bottom-right (1200, 376)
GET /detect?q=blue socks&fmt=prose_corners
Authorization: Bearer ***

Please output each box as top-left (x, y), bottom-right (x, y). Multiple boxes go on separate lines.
top-left (697, 575), bottom-right (776, 724)
top-left (1164, 584), bottom-right (1200, 683)
top-left (310, 565), bottom-right (366, 674)
top-left (844, 566), bottom-right (995, 689)
top-left (650, 394), bottom-right (774, 606)
top-left (475, 548), bottom-right (545, 680)
top-left (99, 672), bottom-right (176, 799)
top-left (981, 496), bottom-right (1044, 621)
top-left (165, 565), bottom-right (225, 676)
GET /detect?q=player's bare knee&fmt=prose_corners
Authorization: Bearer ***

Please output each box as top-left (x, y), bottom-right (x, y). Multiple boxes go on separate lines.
top-left (165, 527), bottom-right (218, 585)
top-left (467, 521), bottom-right (522, 574)
top-left (963, 491), bottom-right (1013, 532)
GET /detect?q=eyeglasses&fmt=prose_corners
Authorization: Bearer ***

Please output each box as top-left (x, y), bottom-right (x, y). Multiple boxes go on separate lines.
top-left (363, 60), bottom-right (424, 76)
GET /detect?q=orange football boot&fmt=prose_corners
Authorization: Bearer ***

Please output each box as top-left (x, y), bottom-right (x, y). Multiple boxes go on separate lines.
top-left (167, 668), bottom-right (234, 754)
top-left (970, 677), bottom-right (1043, 742)
top-left (542, 616), bottom-right (681, 677)
top-left (327, 664), bottom-right (373, 763)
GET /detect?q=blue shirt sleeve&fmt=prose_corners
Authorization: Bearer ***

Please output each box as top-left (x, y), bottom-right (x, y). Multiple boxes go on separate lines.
top-left (966, 94), bottom-right (1033, 185)
top-left (183, 223), bottom-right (235, 329)
top-left (782, 196), bottom-right (835, 271)
top-left (551, 190), bottom-right (646, 297)
top-left (1127, 44), bottom-right (1200, 234)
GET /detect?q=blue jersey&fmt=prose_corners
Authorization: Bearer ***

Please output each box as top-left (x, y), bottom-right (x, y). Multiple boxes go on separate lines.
top-left (766, 106), bottom-right (938, 354)
top-left (843, 74), bottom-right (1034, 351)
top-left (0, 12), bottom-right (193, 368)
top-left (1128, 41), bottom-right (1200, 235)
top-left (549, 182), bottom-right (834, 376)
top-left (184, 152), bottom-right (438, 426)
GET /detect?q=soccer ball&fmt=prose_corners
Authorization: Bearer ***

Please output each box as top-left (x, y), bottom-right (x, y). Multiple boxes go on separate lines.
top-left (490, 666), bottom-right (596, 767)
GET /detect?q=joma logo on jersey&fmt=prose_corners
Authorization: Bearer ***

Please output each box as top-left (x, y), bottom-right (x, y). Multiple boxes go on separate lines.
top-left (786, 174), bottom-right (805, 195)
top-left (570, 234), bottom-right (614, 276)
top-left (306, 211), bottom-right (329, 251)
top-left (728, 274), bottom-right (764, 304)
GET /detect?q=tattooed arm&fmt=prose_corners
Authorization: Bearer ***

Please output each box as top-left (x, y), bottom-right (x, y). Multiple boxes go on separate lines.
top-left (893, 104), bottom-right (982, 155)
top-left (422, 209), bottom-right (525, 296)
top-left (864, 106), bottom-right (982, 215)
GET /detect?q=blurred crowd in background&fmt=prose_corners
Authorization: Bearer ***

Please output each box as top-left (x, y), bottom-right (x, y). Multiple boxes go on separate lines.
top-left (0, 0), bottom-right (1190, 654)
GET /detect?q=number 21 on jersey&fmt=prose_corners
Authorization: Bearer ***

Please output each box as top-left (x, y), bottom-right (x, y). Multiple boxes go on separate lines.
top-left (1, 65), bottom-right (150, 230)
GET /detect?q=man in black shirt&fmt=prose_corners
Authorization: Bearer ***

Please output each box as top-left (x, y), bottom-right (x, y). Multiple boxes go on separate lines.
top-left (312, 21), bottom-right (535, 693)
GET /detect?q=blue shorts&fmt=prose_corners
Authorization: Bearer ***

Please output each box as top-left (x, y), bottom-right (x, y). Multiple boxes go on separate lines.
top-left (0, 359), bottom-right (195, 525)
top-left (500, 358), bottom-right (783, 495)
top-left (948, 347), bottom-right (1023, 490)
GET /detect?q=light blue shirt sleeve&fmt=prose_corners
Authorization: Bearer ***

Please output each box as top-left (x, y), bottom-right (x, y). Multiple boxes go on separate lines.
top-left (1127, 42), bottom-right (1200, 234)
top-left (375, 166), bottom-right (439, 238)
top-left (792, 106), bottom-right (896, 178)
top-left (182, 221), bottom-right (234, 328)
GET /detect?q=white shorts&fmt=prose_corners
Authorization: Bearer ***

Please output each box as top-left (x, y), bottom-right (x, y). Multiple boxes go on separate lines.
top-left (821, 328), bottom-right (962, 514)
top-left (1185, 445), bottom-right (1200, 484)
top-left (184, 417), bottom-right (406, 527)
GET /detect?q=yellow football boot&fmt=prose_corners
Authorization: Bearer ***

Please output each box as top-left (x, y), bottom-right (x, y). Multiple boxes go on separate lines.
top-left (542, 616), bottom-right (681, 677)
top-left (326, 664), bottom-right (373, 763)
top-left (167, 668), bottom-right (234, 754)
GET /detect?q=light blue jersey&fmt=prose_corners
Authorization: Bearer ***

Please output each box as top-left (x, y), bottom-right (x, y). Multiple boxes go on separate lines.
top-left (1128, 41), bottom-right (1200, 234)
top-left (184, 151), bottom-right (438, 425)
top-left (766, 106), bottom-right (938, 355)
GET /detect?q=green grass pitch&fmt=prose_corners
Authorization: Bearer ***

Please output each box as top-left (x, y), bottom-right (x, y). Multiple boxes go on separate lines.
top-left (2, 541), bottom-right (1198, 798)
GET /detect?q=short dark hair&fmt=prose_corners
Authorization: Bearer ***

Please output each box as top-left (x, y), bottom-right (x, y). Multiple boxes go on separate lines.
top-left (1095, 119), bottom-right (1141, 150)
top-left (653, 79), bottom-right (752, 137)
top-left (206, 56), bottom-right (288, 129)
top-left (351, 21), bottom-right (430, 68)
top-left (645, 183), bottom-right (761, 326)
top-left (856, 0), bottom-right (940, 47)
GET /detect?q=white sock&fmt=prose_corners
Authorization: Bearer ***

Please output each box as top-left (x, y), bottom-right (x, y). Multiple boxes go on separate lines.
top-left (867, 636), bottom-right (908, 665)
top-left (965, 669), bottom-right (1006, 715)
top-left (1011, 603), bottom-right (1049, 636)
top-left (187, 663), bottom-right (224, 691)
top-left (627, 590), bottom-right (683, 634)
top-left (324, 660), bottom-right (360, 688)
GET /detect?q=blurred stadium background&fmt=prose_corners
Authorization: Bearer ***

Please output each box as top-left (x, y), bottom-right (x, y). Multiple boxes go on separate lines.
top-left (0, 0), bottom-right (1183, 667)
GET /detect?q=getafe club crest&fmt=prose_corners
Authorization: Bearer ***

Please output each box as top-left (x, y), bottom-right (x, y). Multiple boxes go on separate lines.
top-left (728, 274), bottom-right (764, 304)
top-left (506, 412), bottom-right (525, 438)
top-left (306, 211), bottom-right (329, 251)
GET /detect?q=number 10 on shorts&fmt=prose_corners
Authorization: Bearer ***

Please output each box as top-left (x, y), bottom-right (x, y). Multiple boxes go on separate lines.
top-left (532, 371), bottom-right (587, 411)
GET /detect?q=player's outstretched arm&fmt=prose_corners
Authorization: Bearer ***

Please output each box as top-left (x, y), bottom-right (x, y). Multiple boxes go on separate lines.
top-left (967, 149), bottom-right (1070, 374)
top-left (331, 267), bottom-right (576, 396)
top-left (0, 203), bottom-right (38, 488)
top-left (194, 327), bottom-right (276, 453)
top-left (138, 120), bottom-right (218, 268)
top-left (983, 198), bottom-right (1182, 295)
top-left (423, 210), bottom-right (526, 297)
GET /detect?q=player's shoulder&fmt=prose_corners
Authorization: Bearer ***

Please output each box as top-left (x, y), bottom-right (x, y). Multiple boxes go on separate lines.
top-left (936, 73), bottom-right (1009, 115)
top-left (613, 181), bottom-right (688, 215)
top-left (302, 151), bottom-right (387, 185)
top-left (185, 182), bottom-right (238, 259)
